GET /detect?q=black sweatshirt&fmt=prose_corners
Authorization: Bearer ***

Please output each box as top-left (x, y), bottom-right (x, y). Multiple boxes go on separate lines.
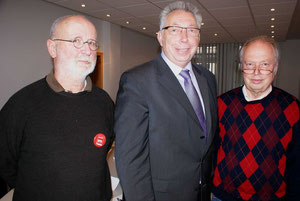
top-left (0, 77), bottom-right (114, 201)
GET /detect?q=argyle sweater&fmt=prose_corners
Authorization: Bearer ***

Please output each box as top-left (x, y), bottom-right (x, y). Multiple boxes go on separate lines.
top-left (213, 86), bottom-right (300, 201)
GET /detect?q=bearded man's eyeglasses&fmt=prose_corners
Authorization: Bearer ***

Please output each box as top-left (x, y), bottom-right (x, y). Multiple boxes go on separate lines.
top-left (52, 36), bottom-right (99, 51)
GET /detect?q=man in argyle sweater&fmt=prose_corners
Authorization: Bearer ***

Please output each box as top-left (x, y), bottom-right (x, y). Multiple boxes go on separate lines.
top-left (212, 36), bottom-right (299, 201)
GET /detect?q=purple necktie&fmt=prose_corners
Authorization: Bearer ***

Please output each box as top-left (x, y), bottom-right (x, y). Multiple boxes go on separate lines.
top-left (180, 70), bottom-right (206, 138)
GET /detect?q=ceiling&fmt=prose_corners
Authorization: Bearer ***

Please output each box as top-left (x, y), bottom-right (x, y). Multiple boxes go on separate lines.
top-left (44, 0), bottom-right (300, 44)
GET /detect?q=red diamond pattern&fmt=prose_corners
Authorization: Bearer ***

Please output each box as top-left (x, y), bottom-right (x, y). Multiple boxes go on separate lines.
top-left (214, 88), bottom-right (299, 201)
top-left (237, 179), bottom-right (255, 200)
top-left (242, 124), bottom-right (261, 150)
top-left (218, 98), bottom-right (227, 119)
top-left (280, 129), bottom-right (292, 150)
top-left (275, 181), bottom-right (286, 198)
top-left (226, 150), bottom-right (239, 172)
top-left (219, 123), bottom-right (226, 139)
top-left (258, 182), bottom-right (273, 201)
top-left (213, 167), bottom-right (222, 186)
top-left (260, 155), bottom-right (276, 179)
top-left (265, 99), bottom-right (281, 123)
top-left (244, 103), bottom-right (264, 122)
top-left (240, 153), bottom-right (259, 178)
top-left (284, 101), bottom-right (299, 126)
top-left (227, 122), bottom-right (241, 145)
top-left (262, 126), bottom-right (279, 152)
top-left (228, 97), bottom-right (244, 118)
top-left (217, 146), bottom-right (225, 164)
top-left (278, 155), bottom-right (286, 176)
top-left (223, 175), bottom-right (235, 193)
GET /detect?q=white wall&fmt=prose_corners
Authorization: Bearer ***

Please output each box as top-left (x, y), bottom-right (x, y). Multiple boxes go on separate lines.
top-left (277, 40), bottom-right (300, 99)
top-left (101, 21), bottom-right (122, 101)
top-left (121, 28), bottom-right (160, 72)
top-left (0, 0), bottom-right (159, 108)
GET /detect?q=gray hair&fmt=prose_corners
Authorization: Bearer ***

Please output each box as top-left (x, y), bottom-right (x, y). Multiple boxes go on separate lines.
top-left (159, 1), bottom-right (202, 30)
top-left (240, 35), bottom-right (280, 64)
top-left (49, 15), bottom-right (90, 38)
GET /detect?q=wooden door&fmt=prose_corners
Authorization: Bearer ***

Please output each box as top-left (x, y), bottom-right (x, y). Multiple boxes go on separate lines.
top-left (90, 52), bottom-right (103, 88)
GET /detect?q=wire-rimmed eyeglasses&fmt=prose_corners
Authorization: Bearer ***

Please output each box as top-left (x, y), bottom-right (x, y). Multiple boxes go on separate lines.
top-left (162, 25), bottom-right (200, 37)
top-left (242, 61), bottom-right (275, 75)
top-left (51, 36), bottom-right (99, 51)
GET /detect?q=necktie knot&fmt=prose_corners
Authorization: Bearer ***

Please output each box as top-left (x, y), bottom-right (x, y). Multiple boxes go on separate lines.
top-left (179, 70), bottom-right (191, 81)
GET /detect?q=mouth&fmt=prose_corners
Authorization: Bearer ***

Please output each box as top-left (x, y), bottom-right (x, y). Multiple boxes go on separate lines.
top-left (77, 60), bottom-right (91, 65)
top-left (176, 47), bottom-right (190, 54)
top-left (251, 78), bottom-right (263, 84)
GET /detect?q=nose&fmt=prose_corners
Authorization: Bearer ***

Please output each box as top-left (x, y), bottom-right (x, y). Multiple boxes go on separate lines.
top-left (253, 63), bottom-right (261, 75)
top-left (81, 42), bottom-right (92, 56)
top-left (180, 28), bottom-right (188, 42)
top-left (254, 68), bottom-right (260, 75)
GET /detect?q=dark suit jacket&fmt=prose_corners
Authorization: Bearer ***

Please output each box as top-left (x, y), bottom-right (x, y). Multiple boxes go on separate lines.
top-left (114, 55), bottom-right (218, 201)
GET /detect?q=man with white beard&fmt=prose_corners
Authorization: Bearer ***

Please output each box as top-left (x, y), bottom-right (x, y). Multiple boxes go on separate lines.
top-left (0, 15), bottom-right (114, 201)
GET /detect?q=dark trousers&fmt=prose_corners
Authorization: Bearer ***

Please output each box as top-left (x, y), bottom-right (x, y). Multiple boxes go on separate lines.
top-left (0, 177), bottom-right (8, 198)
top-left (198, 183), bottom-right (212, 201)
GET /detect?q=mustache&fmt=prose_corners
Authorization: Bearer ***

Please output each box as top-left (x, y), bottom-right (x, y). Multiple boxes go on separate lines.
top-left (76, 58), bottom-right (91, 62)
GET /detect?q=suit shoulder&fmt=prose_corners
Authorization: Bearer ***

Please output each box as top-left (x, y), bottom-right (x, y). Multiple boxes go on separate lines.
top-left (125, 59), bottom-right (155, 76)
top-left (193, 64), bottom-right (217, 92)
top-left (120, 59), bottom-right (157, 85)
top-left (193, 64), bottom-right (215, 78)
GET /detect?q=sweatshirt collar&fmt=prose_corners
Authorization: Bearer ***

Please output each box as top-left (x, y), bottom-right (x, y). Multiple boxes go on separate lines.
top-left (46, 71), bottom-right (92, 93)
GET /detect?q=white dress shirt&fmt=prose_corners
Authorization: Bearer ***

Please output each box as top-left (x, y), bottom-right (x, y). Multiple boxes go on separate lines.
top-left (161, 52), bottom-right (206, 116)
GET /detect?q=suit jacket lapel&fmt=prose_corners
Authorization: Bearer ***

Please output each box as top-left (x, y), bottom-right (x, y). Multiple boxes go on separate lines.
top-left (155, 56), bottom-right (201, 127)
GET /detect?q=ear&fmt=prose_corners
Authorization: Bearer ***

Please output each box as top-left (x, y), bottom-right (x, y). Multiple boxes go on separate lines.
top-left (273, 62), bottom-right (279, 75)
top-left (156, 30), bottom-right (163, 47)
top-left (47, 39), bottom-right (57, 58)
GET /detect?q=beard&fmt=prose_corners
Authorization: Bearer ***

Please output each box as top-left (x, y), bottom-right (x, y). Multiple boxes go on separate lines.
top-left (70, 56), bottom-right (97, 78)
top-left (54, 51), bottom-right (97, 80)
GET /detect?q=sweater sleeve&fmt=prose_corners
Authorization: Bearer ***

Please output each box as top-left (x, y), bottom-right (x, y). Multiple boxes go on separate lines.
top-left (285, 100), bottom-right (300, 201)
top-left (0, 94), bottom-right (27, 188)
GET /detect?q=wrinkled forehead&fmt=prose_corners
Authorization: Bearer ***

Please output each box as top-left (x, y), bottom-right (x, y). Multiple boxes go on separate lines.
top-left (244, 41), bottom-right (276, 60)
top-left (54, 16), bottom-right (97, 39)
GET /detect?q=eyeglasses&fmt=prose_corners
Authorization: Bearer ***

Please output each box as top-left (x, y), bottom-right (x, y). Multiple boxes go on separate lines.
top-left (52, 36), bottom-right (99, 51)
top-left (242, 62), bottom-right (274, 75)
top-left (162, 26), bottom-right (200, 37)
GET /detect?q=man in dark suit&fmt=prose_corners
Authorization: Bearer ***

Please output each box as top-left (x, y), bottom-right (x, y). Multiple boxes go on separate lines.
top-left (114, 1), bottom-right (218, 201)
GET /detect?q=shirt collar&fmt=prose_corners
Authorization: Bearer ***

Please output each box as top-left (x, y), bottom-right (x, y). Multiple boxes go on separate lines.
top-left (242, 85), bottom-right (272, 101)
top-left (161, 52), bottom-right (193, 76)
top-left (46, 71), bottom-right (92, 93)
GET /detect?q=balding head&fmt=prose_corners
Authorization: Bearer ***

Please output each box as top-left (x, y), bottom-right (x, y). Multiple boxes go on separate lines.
top-left (49, 15), bottom-right (96, 38)
top-left (49, 15), bottom-right (97, 40)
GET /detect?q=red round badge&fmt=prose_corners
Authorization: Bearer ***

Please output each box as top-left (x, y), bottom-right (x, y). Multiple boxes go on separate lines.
top-left (93, 133), bottom-right (106, 147)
